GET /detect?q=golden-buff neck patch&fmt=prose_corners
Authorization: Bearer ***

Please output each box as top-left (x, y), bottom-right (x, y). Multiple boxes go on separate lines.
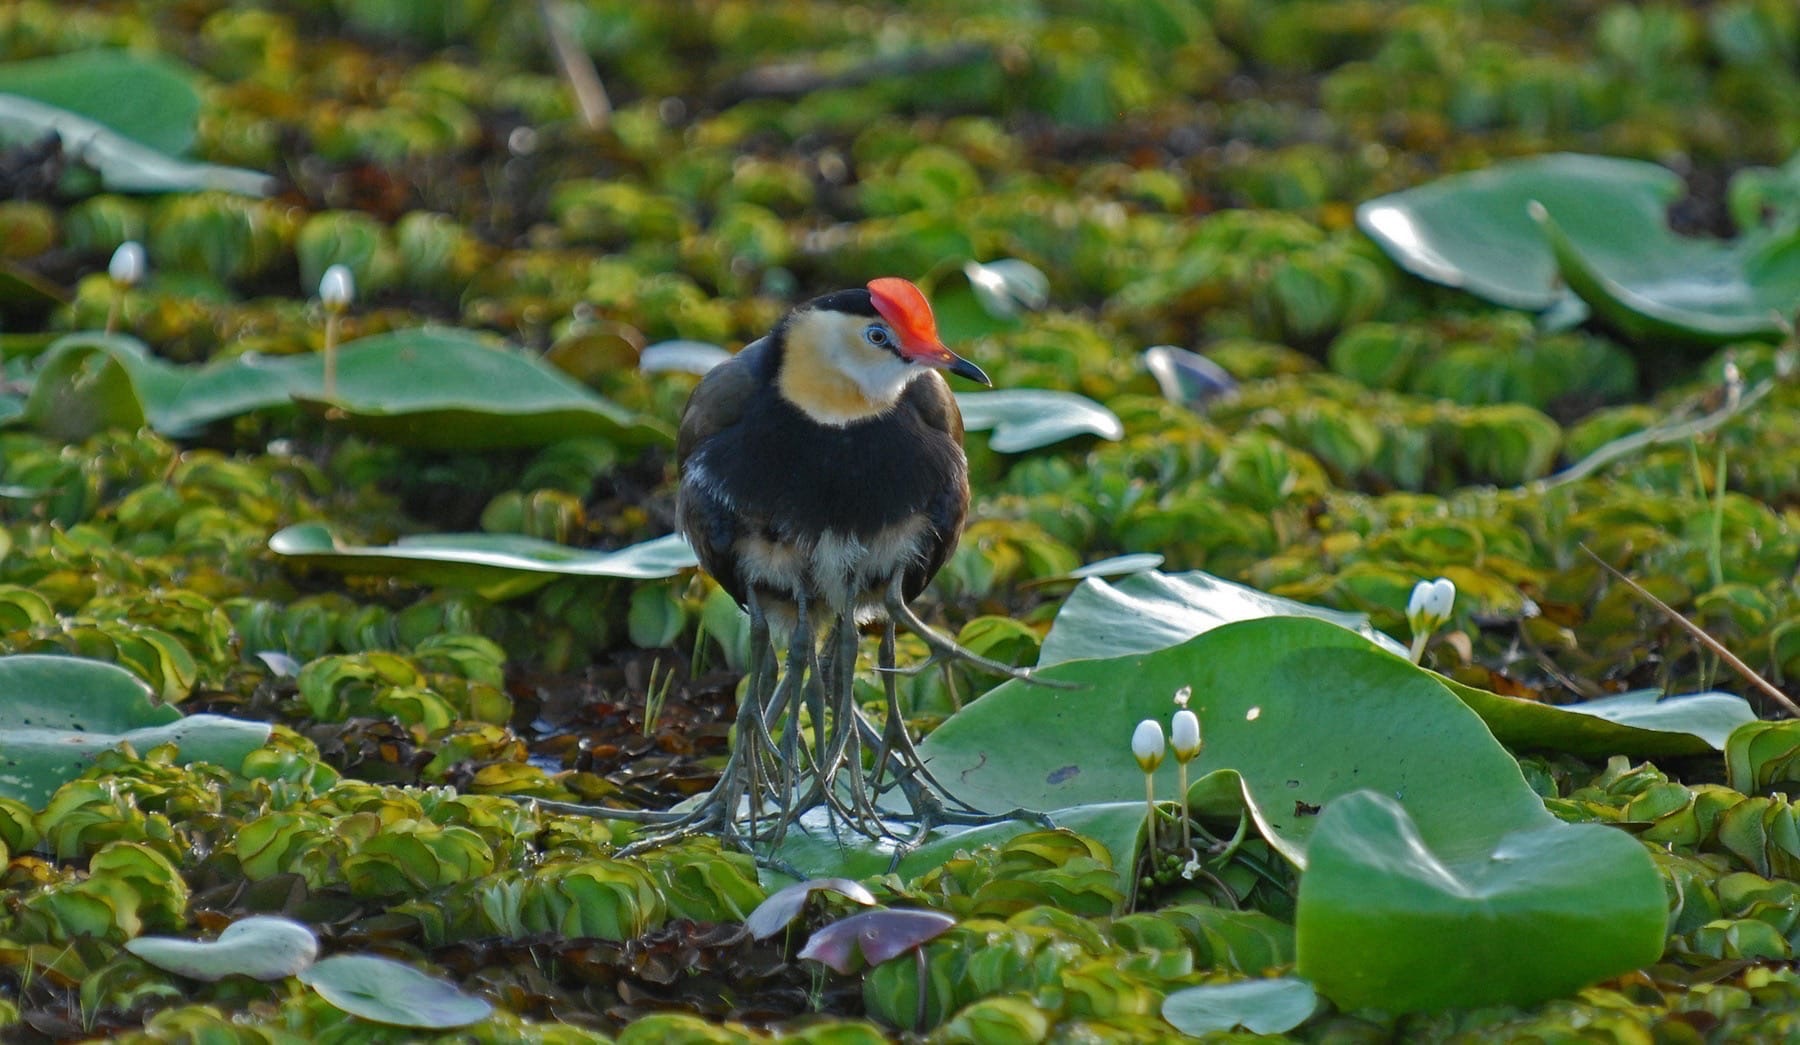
top-left (777, 310), bottom-right (920, 425)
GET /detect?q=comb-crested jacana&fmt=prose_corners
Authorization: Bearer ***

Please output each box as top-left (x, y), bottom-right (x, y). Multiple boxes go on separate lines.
top-left (629, 277), bottom-right (1040, 851)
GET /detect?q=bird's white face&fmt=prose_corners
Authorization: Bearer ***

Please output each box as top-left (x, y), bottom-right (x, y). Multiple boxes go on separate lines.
top-left (777, 309), bottom-right (929, 425)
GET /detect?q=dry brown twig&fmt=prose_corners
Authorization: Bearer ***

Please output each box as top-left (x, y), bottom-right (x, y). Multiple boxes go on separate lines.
top-left (1580, 544), bottom-right (1800, 718)
top-left (538, 0), bottom-right (611, 131)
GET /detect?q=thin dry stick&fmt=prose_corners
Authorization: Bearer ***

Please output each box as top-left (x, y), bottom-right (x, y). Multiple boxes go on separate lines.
top-left (537, 0), bottom-right (611, 131)
top-left (1580, 544), bottom-right (1800, 717)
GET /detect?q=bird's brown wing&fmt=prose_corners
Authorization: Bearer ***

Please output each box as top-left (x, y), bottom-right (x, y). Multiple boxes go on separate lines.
top-left (899, 371), bottom-right (971, 603)
top-left (905, 369), bottom-right (965, 445)
top-left (676, 338), bottom-right (776, 609)
top-left (676, 338), bottom-right (767, 466)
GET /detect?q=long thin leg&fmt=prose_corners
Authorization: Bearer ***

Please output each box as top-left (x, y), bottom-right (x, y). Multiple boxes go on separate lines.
top-left (765, 593), bottom-right (815, 849)
top-left (882, 582), bottom-right (1076, 689)
top-left (870, 619), bottom-right (982, 814)
top-left (828, 601), bottom-right (890, 839)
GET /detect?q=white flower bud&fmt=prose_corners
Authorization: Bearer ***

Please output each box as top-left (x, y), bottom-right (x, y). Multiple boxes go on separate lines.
top-left (108, 241), bottom-right (145, 287)
top-left (1171, 709), bottom-right (1201, 762)
top-left (1407, 577), bottom-right (1455, 627)
top-left (1132, 718), bottom-right (1165, 773)
top-left (319, 264), bottom-right (355, 311)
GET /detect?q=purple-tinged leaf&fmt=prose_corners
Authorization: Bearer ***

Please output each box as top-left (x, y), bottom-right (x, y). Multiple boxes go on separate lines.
top-left (798, 909), bottom-right (956, 974)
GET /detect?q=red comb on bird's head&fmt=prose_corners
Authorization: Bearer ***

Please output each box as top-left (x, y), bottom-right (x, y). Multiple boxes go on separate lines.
top-left (867, 278), bottom-right (939, 349)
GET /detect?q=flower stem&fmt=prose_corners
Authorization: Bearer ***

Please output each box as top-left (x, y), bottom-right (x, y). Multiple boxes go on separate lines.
top-left (1144, 774), bottom-right (1157, 851)
top-left (323, 312), bottom-right (340, 400)
top-left (1177, 761), bottom-right (1190, 854)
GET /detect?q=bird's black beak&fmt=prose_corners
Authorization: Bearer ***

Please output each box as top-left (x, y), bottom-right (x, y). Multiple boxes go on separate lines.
top-left (901, 334), bottom-right (992, 386)
top-left (947, 353), bottom-right (992, 386)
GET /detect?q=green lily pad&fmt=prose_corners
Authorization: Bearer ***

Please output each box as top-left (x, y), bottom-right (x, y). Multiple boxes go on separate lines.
top-left (0, 654), bottom-right (271, 808)
top-left (1359, 152), bottom-right (1800, 346)
top-left (294, 328), bottom-right (674, 449)
top-left (955, 389), bottom-right (1123, 452)
top-left (21, 333), bottom-right (334, 440)
top-left (21, 335), bottom-right (147, 440)
top-left (1040, 567), bottom-right (1750, 756)
top-left (17, 330), bottom-right (672, 448)
top-left (126, 916), bottom-right (319, 982)
top-left (921, 618), bottom-right (1546, 866)
top-left (1161, 977), bottom-right (1319, 1036)
top-left (1358, 153), bottom-right (1678, 312)
top-left (769, 802), bottom-right (1148, 903)
top-left (0, 49), bottom-right (200, 156)
top-left (0, 93), bottom-right (269, 196)
top-left (962, 258), bottom-right (1050, 318)
top-left (1452, 685), bottom-right (1755, 759)
top-left (269, 523), bottom-right (696, 601)
top-left (745, 878), bottom-right (878, 940)
top-left (1533, 201), bottom-right (1796, 345)
top-left (1295, 791), bottom-right (1665, 1012)
top-left (1067, 552), bottom-right (1165, 579)
top-left (1039, 569), bottom-right (1405, 666)
top-left (640, 340), bottom-right (732, 376)
top-left (919, 619), bottom-right (1665, 1011)
top-left (299, 954), bottom-right (492, 1029)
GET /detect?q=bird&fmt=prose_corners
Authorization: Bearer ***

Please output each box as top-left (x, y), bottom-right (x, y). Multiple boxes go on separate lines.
top-left (677, 276), bottom-right (985, 630)
top-left (646, 277), bottom-right (1023, 849)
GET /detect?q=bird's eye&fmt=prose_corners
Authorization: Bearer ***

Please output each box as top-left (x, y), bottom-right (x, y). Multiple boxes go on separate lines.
top-left (863, 324), bottom-right (892, 348)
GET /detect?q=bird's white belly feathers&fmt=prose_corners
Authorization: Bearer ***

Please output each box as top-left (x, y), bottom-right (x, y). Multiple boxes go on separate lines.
top-left (735, 514), bottom-right (932, 619)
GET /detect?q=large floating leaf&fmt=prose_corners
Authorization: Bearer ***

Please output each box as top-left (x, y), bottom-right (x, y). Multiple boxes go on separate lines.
top-left (955, 389), bottom-right (1123, 452)
top-left (20, 333), bottom-right (291, 440)
top-left (921, 619), bottom-right (1665, 1011)
top-left (127, 916), bottom-right (319, 982)
top-left (639, 339), bottom-right (731, 376)
top-left (1452, 684), bottom-right (1754, 759)
top-left (17, 330), bottom-right (671, 448)
top-left (22, 335), bottom-right (149, 440)
top-left (746, 878), bottom-right (878, 940)
top-left (1357, 153), bottom-right (1677, 312)
top-left (0, 94), bottom-right (269, 196)
top-left (1534, 201), bottom-right (1796, 346)
top-left (922, 618), bottom-right (1545, 866)
top-left (1040, 567), bottom-right (1749, 756)
top-left (0, 654), bottom-right (271, 808)
top-left (269, 523), bottom-right (696, 601)
top-left (1295, 791), bottom-right (1665, 1012)
top-left (798, 909), bottom-right (957, 974)
top-left (1358, 153), bottom-right (1799, 346)
top-left (1161, 977), bottom-right (1319, 1036)
top-left (770, 802), bottom-right (1148, 902)
top-left (293, 328), bottom-right (674, 449)
top-left (0, 49), bottom-right (200, 156)
top-left (1039, 568), bottom-right (1404, 666)
top-left (962, 258), bottom-right (1050, 319)
top-left (299, 954), bottom-right (492, 1029)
